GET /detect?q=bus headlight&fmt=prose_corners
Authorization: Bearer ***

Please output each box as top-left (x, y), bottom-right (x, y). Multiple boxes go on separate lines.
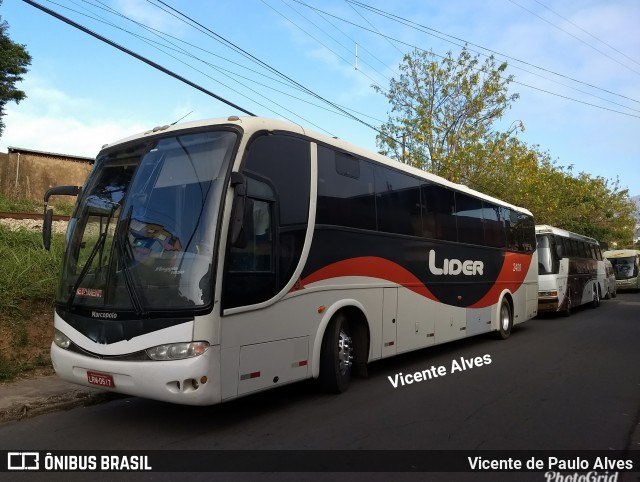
top-left (53, 329), bottom-right (72, 349)
top-left (146, 341), bottom-right (210, 361)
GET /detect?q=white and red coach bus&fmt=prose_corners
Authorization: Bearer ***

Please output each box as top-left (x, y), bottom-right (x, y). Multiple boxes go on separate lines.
top-left (43, 116), bottom-right (538, 405)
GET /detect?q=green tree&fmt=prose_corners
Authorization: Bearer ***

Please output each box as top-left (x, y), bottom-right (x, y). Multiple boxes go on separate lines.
top-left (374, 47), bottom-right (519, 184)
top-left (0, 1), bottom-right (31, 138)
top-left (468, 137), bottom-right (636, 247)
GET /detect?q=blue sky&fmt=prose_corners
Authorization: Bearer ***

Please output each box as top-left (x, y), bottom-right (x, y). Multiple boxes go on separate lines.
top-left (2, 0), bottom-right (639, 197)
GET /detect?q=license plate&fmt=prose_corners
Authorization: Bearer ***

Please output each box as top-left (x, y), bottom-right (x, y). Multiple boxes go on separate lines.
top-left (87, 370), bottom-right (115, 388)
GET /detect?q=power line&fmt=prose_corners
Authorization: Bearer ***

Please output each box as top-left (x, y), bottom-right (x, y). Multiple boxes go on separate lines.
top-left (303, 0), bottom-right (640, 115)
top-left (21, 0), bottom-right (257, 116)
top-left (276, 0), bottom-right (392, 86)
top-left (344, 0), bottom-right (640, 105)
top-left (34, 0), bottom-right (387, 137)
top-left (533, 0), bottom-right (640, 69)
top-left (68, 0), bottom-right (340, 134)
top-left (146, 0), bottom-right (390, 137)
top-left (296, 0), bottom-right (640, 118)
top-left (508, 0), bottom-right (640, 76)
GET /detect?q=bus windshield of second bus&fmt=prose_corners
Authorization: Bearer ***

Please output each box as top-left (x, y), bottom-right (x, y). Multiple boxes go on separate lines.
top-left (604, 250), bottom-right (640, 291)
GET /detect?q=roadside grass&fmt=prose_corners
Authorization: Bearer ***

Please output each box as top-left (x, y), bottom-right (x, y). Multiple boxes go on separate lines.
top-left (0, 194), bottom-right (75, 215)
top-left (0, 224), bottom-right (65, 382)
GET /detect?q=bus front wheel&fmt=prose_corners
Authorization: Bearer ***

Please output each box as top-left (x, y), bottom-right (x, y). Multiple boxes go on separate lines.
top-left (495, 298), bottom-right (513, 340)
top-left (319, 312), bottom-right (354, 393)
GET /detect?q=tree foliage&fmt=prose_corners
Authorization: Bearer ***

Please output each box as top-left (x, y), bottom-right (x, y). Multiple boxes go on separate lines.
top-left (375, 47), bottom-right (637, 247)
top-left (0, 1), bottom-right (32, 138)
top-left (374, 47), bottom-right (519, 184)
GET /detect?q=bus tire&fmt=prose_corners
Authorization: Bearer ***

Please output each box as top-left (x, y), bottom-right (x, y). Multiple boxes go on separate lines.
top-left (319, 312), bottom-right (354, 393)
top-left (495, 298), bottom-right (513, 340)
top-left (591, 284), bottom-right (600, 308)
top-left (561, 290), bottom-right (572, 317)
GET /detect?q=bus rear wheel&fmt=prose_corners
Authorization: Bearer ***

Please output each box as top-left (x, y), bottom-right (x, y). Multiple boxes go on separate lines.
top-left (561, 290), bottom-right (572, 317)
top-left (591, 284), bottom-right (600, 308)
top-left (319, 312), bottom-right (354, 393)
top-left (495, 298), bottom-right (513, 340)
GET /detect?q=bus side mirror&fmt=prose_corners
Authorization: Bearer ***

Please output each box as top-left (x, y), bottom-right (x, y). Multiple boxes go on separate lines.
top-left (42, 185), bottom-right (81, 250)
top-left (229, 172), bottom-right (247, 248)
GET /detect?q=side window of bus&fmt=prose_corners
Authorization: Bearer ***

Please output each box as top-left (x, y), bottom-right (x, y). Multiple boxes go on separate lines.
top-left (224, 176), bottom-right (277, 309)
top-left (554, 235), bottom-right (567, 258)
top-left (374, 165), bottom-right (421, 236)
top-left (483, 201), bottom-right (506, 248)
top-left (229, 177), bottom-right (275, 272)
top-left (421, 182), bottom-right (457, 241)
top-left (502, 210), bottom-right (533, 252)
top-left (505, 209), bottom-right (518, 250)
top-left (225, 134), bottom-right (311, 310)
top-left (455, 193), bottom-right (484, 245)
top-left (517, 213), bottom-right (536, 252)
top-left (577, 241), bottom-right (587, 258)
top-left (316, 146), bottom-right (376, 230)
top-left (244, 134), bottom-right (310, 225)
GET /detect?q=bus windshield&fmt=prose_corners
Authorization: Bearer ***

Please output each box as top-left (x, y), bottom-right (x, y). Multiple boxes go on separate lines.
top-left (536, 234), bottom-right (559, 275)
top-left (609, 256), bottom-right (638, 280)
top-left (58, 129), bottom-right (237, 314)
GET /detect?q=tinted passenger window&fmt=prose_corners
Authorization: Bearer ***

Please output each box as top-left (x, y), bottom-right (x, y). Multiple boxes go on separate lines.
top-left (422, 183), bottom-right (456, 241)
top-left (483, 202), bottom-right (506, 248)
top-left (245, 134), bottom-right (310, 225)
top-left (516, 213), bottom-right (535, 252)
top-left (505, 209), bottom-right (518, 250)
top-left (374, 165), bottom-right (421, 236)
top-left (455, 193), bottom-right (484, 245)
top-left (317, 146), bottom-right (376, 230)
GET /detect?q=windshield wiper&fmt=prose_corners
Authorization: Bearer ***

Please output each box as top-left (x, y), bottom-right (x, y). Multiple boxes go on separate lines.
top-left (67, 204), bottom-right (117, 309)
top-left (114, 206), bottom-right (147, 317)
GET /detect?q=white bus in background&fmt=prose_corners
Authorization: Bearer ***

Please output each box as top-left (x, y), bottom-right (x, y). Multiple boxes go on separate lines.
top-left (603, 249), bottom-right (640, 291)
top-left (536, 225), bottom-right (605, 316)
top-left (42, 116), bottom-right (538, 406)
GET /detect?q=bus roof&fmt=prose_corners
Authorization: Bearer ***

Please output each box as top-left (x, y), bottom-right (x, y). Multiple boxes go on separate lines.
top-left (535, 224), bottom-right (599, 244)
top-left (100, 116), bottom-right (532, 216)
top-left (603, 249), bottom-right (640, 258)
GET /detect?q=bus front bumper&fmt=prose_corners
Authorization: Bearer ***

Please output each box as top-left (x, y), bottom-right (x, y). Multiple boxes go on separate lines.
top-left (50, 342), bottom-right (222, 406)
top-left (615, 279), bottom-right (638, 291)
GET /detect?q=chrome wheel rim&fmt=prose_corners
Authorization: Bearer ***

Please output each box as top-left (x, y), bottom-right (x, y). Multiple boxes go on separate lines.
top-left (338, 328), bottom-right (354, 375)
top-left (500, 303), bottom-right (510, 332)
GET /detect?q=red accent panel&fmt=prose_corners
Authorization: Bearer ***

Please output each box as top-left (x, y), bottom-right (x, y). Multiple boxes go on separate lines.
top-left (468, 252), bottom-right (534, 308)
top-left (300, 256), bottom-right (438, 301)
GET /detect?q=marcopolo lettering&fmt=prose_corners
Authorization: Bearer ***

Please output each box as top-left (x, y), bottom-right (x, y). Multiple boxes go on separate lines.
top-left (92, 311), bottom-right (118, 319)
top-left (428, 250), bottom-right (484, 276)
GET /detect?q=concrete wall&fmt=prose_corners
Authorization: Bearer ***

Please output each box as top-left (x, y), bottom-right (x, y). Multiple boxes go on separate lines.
top-left (0, 151), bottom-right (92, 203)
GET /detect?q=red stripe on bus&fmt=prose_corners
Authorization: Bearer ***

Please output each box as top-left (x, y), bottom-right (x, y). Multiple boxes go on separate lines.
top-left (468, 252), bottom-right (533, 308)
top-left (300, 256), bottom-right (438, 301)
top-left (300, 254), bottom-right (533, 309)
